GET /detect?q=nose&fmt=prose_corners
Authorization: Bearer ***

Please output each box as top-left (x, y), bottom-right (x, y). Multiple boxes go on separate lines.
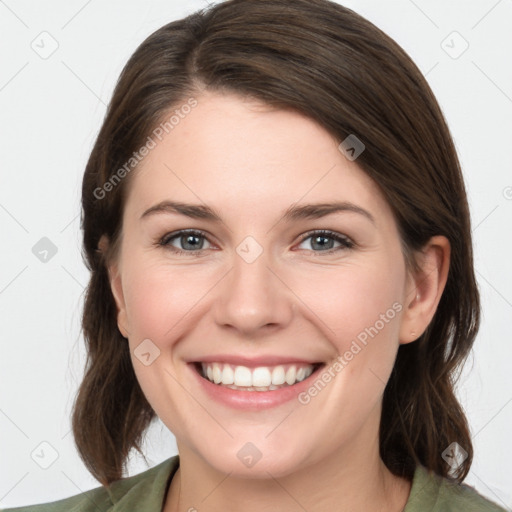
top-left (211, 245), bottom-right (295, 337)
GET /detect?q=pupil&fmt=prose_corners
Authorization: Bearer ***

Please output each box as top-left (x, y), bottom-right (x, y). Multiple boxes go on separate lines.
top-left (184, 234), bottom-right (201, 250)
top-left (313, 235), bottom-right (332, 251)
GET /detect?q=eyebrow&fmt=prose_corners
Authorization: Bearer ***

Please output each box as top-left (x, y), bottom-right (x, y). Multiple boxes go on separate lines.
top-left (140, 200), bottom-right (376, 225)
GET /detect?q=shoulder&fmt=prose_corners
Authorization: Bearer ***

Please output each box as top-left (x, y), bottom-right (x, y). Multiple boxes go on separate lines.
top-left (406, 465), bottom-right (508, 512)
top-left (0, 486), bottom-right (111, 512)
top-left (1, 456), bottom-right (180, 512)
top-left (436, 477), bottom-right (508, 512)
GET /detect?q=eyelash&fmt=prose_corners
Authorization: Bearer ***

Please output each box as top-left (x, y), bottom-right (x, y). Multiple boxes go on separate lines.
top-left (157, 229), bottom-right (355, 256)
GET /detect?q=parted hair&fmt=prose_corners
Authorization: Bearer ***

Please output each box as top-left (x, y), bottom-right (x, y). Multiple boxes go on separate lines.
top-left (74, 0), bottom-right (480, 486)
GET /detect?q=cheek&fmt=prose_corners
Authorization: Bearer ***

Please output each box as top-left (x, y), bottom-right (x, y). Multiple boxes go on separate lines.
top-left (288, 257), bottom-right (404, 384)
top-left (296, 259), bottom-right (403, 339)
top-left (121, 256), bottom-right (215, 342)
top-left (293, 261), bottom-right (405, 417)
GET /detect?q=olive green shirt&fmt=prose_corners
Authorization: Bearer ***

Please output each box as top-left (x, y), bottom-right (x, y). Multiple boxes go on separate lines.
top-left (2, 455), bottom-right (507, 511)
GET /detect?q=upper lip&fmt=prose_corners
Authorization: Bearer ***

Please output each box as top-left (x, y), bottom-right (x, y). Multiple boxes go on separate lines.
top-left (188, 354), bottom-right (323, 368)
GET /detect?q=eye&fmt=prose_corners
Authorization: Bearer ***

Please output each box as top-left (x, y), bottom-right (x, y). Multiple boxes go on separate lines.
top-left (296, 230), bottom-right (354, 254)
top-left (158, 229), bottom-right (213, 255)
top-left (157, 228), bottom-right (354, 256)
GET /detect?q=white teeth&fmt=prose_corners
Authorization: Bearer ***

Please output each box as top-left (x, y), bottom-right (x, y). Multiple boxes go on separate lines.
top-left (221, 364), bottom-right (234, 385)
top-left (233, 366), bottom-right (252, 386)
top-left (252, 367), bottom-right (272, 387)
top-left (271, 365), bottom-right (286, 385)
top-left (212, 363), bottom-right (222, 384)
top-left (285, 366), bottom-right (296, 385)
top-left (200, 362), bottom-right (316, 389)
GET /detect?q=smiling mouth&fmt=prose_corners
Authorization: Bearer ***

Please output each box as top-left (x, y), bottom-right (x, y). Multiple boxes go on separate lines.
top-left (192, 361), bottom-right (325, 391)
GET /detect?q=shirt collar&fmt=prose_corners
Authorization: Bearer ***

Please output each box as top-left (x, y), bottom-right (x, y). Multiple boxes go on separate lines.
top-left (103, 458), bottom-right (440, 511)
top-left (404, 465), bottom-right (441, 511)
top-left (107, 455), bottom-right (180, 510)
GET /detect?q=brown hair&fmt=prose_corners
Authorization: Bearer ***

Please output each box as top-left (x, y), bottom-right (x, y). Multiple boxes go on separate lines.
top-left (74, 0), bottom-right (479, 486)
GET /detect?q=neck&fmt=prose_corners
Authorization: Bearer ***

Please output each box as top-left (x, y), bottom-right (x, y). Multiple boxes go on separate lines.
top-left (163, 427), bottom-right (411, 512)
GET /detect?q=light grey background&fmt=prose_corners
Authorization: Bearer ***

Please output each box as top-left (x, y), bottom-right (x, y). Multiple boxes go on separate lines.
top-left (1, 0), bottom-right (511, 509)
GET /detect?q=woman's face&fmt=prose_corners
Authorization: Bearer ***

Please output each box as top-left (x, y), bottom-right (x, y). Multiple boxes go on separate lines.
top-left (109, 91), bottom-right (420, 477)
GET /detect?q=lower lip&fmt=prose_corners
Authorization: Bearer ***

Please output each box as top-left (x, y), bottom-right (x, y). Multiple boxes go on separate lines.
top-left (188, 363), bottom-right (325, 410)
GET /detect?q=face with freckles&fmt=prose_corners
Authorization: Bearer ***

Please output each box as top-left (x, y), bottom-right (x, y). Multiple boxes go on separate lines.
top-left (107, 91), bottom-right (449, 478)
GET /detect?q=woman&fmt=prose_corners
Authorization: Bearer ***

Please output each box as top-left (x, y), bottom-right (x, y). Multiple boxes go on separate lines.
top-left (4, 0), bottom-right (507, 510)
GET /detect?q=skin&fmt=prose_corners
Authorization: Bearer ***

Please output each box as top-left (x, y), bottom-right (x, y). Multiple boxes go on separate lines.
top-left (105, 91), bottom-right (450, 512)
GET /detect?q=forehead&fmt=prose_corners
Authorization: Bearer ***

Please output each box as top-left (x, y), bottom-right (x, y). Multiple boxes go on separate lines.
top-left (125, 91), bottom-right (393, 226)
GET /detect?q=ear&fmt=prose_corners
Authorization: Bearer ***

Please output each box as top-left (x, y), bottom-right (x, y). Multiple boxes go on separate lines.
top-left (399, 235), bottom-right (450, 345)
top-left (99, 235), bottom-right (130, 339)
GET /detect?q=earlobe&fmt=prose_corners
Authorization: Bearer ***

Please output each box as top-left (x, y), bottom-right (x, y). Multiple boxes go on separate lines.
top-left (109, 264), bottom-right (130, 339)
top-left (399, 235), bottom-right (451, 345)
top-left (98, 235), bottom-right (130, 339)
